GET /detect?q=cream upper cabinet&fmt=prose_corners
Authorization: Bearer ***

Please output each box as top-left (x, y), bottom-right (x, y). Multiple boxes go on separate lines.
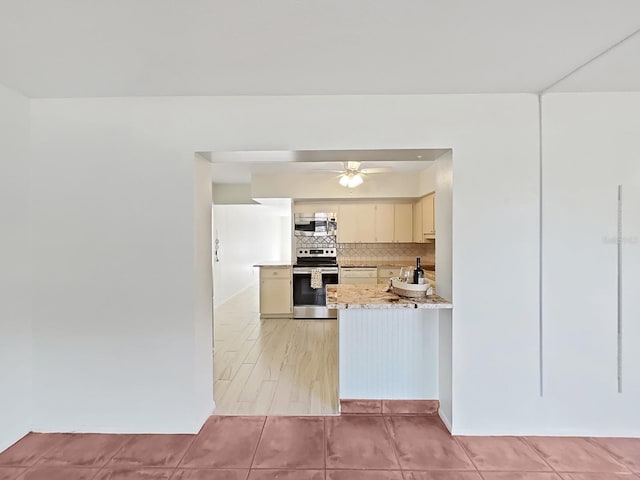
top-left (413, 199), bottom-right (423, 242)
top-left (339, 201), bottom-right (416, 243)
top-left (422, 193), bottom-right (435, 239)
top-left (338, 203), bottom-right (375, 243)
top-left (394, 203), bottom-right (413, 242)
top-left (411, 194), bottom-right (435, 242)
top-left (374, 204), bottom-right (394, 242)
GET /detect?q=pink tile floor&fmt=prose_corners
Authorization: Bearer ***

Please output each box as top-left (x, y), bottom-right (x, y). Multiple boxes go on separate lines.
top-left (1, 415), bottom-right (639, 479)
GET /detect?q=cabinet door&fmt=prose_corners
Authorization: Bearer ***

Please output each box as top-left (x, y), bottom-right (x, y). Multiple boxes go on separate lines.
top-left (260, 277), bottom-right (291, 315)
top-left (422, 194), bottom-right (435, 238)
top-left (413, 199), bottom-right (423, 242)
top-left (339, 204), bottom-right (375, 242)
top-left (374, 204), bottom-right (394, 242)
top-left (394, 203), bottom-right (413, 242)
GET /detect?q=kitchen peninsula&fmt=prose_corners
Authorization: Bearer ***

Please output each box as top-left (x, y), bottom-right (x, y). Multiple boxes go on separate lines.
top-left (326, 283), bottom-right (450, 309)
top-left (327, 283), bottom-right (451, 410)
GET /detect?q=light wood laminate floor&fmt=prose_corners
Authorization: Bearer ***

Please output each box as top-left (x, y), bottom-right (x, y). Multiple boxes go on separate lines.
top-left (213, 285), bottom-right (338, 415)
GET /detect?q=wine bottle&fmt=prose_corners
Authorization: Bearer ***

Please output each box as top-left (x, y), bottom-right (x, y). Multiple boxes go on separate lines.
top-left (413, 257), bottom-right (425, 285)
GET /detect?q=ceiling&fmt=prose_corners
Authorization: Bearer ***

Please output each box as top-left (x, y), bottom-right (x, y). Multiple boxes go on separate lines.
top-left (1, 1), bottom-right (639, 98)
top-left (207, 149), bottom-right (448, 184)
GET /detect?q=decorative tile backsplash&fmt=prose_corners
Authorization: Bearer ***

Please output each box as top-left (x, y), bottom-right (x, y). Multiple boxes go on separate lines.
top-left (337, 242), bottom-right (435, 266)
top-left (294, 236), bottom-right (435, 266)
top-left (295, 236), bottom-right (337, 248)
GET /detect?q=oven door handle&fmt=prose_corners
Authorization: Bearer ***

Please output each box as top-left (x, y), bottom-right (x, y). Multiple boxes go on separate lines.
top-left (293, 268), bottom-right (339, 275)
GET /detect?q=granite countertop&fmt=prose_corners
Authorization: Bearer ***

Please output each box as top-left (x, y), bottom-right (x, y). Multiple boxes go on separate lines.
top-left (253, 262), bottom-right (292, 267)
top-left (326, 284), bottom-right (452, 310)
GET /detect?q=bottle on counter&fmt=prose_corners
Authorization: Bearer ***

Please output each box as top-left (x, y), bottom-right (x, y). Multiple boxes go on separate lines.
top-left (413, 257), bottom-right (425, 285)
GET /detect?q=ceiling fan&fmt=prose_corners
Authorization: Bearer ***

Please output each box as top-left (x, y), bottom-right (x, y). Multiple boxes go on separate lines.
top-left (317, 161), bottom-right (392, 188)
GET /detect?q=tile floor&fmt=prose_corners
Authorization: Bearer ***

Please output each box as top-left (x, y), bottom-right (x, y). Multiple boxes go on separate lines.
top-left (1, 415), bottom-right (640, 479)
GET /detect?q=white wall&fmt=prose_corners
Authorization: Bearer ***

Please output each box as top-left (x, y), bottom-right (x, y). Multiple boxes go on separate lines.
top-left (279, 216), bottom-right (292, 261)
top-left (252, 171), bottom-right (422, 199)
top-left (435, 151), bottom-right (453, 429)
top-left (419, 163), bottom-right (438, 196)
top-left (29, 100), bottom-right (211, 433)
top-left (28, 94), bottom-right (540, 435)
top-left (0, 83), bottom-right (32, 451)
top-left (540, 93), bottom-right (640, 435)
top-left (212, 183), bottom-right (255, 204)
top-left (12, 91), bottom-right (640, 438)
top-left (193, 155), bottom-right (214, 419)
top-left (252, 160), bottom-right (439, 201)
top-left (212, 204), bottom-right (289, 307)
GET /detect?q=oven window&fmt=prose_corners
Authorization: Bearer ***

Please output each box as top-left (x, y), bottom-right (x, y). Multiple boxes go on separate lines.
top-left (293, 273), bottom-right (339, 306)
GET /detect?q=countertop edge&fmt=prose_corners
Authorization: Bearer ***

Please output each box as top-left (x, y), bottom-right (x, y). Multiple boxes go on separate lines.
top-left (327, 302), bottom-right (452, 310)
top-left (326, 284), bottom-right (452, 310)
top-left (253, 263), bottom-right (293, 267)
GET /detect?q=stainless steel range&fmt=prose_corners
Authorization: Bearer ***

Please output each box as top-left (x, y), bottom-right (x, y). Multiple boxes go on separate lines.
top-left (292, 247), bottom-right (338, 319)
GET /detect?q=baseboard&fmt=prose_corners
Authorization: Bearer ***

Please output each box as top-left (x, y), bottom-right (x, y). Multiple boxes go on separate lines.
top-left (340, 399), bottom-right (439, 415)
top-left (0, 426), bottom-right (30, 455)
top-left (438, 408), bottom-right (453, 433)
top-left (213, 281), bottom-right (258, 309)
top-left (31, 410), bottom-right (211, 435)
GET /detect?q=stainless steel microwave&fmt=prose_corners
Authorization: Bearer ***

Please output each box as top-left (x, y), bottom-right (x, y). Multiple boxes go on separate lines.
top-left (294, 212), bottom-right (337, 237)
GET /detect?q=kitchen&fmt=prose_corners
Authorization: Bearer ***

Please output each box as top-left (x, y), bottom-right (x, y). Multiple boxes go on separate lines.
top-left (210, 149), bottom-right (452, 417)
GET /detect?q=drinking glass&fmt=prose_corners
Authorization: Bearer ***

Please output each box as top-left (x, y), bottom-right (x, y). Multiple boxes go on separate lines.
top-left (399, 267), bottom-right (412, 283)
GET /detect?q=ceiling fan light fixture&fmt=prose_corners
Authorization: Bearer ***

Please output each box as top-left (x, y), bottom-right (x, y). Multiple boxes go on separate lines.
top-left (339, 172), bottom-right (363, 188)
top-left (347, 173), bottom-right (363, 188)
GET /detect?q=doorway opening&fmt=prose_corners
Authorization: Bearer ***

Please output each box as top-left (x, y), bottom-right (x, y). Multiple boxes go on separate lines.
top-left (202, 148), bottom-right (452, 416)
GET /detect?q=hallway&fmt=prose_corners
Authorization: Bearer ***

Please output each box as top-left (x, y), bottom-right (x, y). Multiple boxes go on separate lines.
top-left (1, 414), bottom-right (640, 479)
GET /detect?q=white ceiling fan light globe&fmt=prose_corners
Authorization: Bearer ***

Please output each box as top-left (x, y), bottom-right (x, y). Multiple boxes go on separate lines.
top-left (339, 174), bottom-right (350, 186)
top-left (348, 173), bottom-right (363, 188)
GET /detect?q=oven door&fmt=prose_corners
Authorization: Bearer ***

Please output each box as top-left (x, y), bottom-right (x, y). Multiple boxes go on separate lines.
top-left (292, 267), bottom-right (339, 319)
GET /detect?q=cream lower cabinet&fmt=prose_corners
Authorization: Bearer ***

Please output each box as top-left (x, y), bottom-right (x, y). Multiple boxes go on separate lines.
top-left (259, 267), bottom-right (292, 317)
top-left (377, 267), bottom-right (402, 284)
top-left (339, 267), bottom-right (378, 284)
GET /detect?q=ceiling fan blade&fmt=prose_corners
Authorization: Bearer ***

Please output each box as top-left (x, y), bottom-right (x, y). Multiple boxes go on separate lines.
top-left (361, 167), bottom-right (392, 174)
top-left (309, 169), bottom-right (345, 174)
